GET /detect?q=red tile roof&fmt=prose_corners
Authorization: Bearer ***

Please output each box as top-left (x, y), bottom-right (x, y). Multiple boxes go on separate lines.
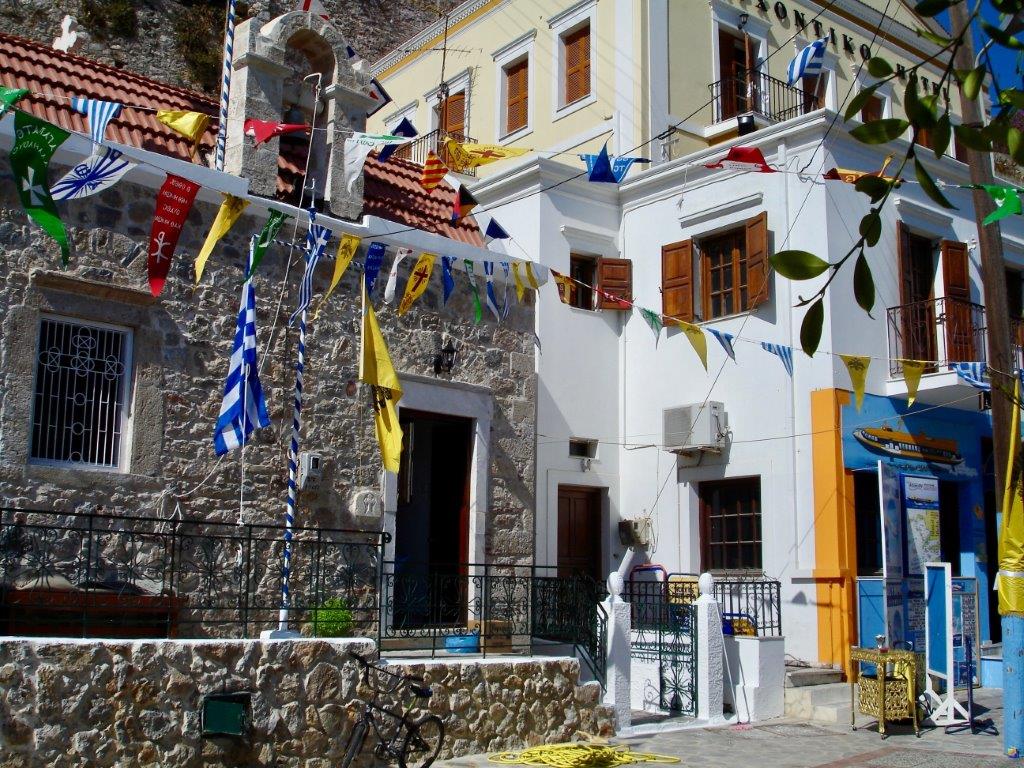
top-left (0, 31), bottom-right (482, 245)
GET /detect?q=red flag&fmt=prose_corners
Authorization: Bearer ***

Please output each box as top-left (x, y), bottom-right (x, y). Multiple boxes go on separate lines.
top-left (243, 119), bottom-right (310, 145)
top-left (297, 0), bottom-right (330, 20)
top-left (704, 146), bottom-right (775, 173)
top-left (420, 151), bottom-right (447, 191)
top-left (148, 173), bottom-right (201, 297)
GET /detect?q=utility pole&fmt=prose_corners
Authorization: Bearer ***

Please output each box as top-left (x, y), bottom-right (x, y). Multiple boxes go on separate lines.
top-left (948, 2), bottom-right (1020, 756)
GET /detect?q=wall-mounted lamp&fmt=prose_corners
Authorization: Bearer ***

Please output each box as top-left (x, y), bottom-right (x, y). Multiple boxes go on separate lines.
top-left (433, 339), bottom-right (458, 376)
top-left (738, 12), bottom-right (749, 30)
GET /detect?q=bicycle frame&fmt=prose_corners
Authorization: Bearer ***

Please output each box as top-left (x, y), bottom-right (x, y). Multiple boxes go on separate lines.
top-left (358, 692), bottom-right (426, 759)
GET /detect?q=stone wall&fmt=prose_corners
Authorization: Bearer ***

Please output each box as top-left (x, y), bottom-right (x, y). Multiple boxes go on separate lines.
top-left (0, 637), bottom-right (613, 767)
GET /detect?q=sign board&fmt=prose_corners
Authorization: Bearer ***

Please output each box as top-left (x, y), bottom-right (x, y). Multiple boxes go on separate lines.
top-left (885, 578), bottom-right (905, 647)
top-left (951, 577), bottom-right (979, 688)
top-left (878, 461), bottom-right (904, 579)
top-left (925, 563), bottom-right (950, 681)
top-left (902, 475), bottom-right (941, 576)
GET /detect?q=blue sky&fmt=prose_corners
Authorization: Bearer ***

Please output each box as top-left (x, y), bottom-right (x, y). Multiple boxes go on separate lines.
top-left (937, 2), bottom-right (1023, 95)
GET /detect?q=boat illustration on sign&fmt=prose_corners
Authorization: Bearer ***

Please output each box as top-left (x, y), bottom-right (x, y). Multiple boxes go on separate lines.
top-left (852, 426), bottom-right (963, 466)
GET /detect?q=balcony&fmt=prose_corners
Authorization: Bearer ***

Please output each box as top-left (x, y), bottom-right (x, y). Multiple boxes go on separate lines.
top-left (708, 68), bottom-right (814, 125)
top-left (397, 129), bottom-right (477, 178)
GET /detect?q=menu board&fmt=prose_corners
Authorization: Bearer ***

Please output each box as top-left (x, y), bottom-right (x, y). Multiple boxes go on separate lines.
top-left (902, 475), bottom-right (941, 576)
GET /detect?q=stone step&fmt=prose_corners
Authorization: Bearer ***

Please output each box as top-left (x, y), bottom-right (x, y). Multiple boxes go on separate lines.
top-left (784, 682), bottom-right (854, 720)
top-left (785, 665), bottom-right (844, 688)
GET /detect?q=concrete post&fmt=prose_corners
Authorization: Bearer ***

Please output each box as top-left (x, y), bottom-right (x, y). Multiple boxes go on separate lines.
top-left (603, 571), bottom-right (632, 731)
top-left (696, 572), bottom-right (726, 723)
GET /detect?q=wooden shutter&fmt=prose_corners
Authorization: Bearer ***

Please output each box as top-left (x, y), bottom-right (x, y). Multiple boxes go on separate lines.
top-left (442, 92), bottom-right (465, 137)
top-left (505, 59), bottom-right (528, 134)
top-left (745, 211), bottom-right (770, 309)
top-left (564, 25), bottom-right (591, 105)
top-left (597, 257), bottom-right (632, 310)
top-left (662, 240), bottom-right (694, 321)
top-left (942, 239), bottom-right (975, 361)
top-left (897, 221), bottom-right (914, 306)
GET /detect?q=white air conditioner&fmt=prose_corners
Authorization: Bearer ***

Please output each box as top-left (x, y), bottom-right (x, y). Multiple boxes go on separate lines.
top-left (662, 402), bottom-right (728, 453)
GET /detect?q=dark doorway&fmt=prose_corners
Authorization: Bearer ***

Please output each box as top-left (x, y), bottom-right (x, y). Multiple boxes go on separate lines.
top-left (981, 437), bottom-right (1001, 642)
top-left (393, 410), bottom-right (473, 628)
top-left (938, 480), bottom-right (961, 576)
top-left (557, 486), bottom-right (603, 580)
top-left (853, 470), bottom-right (884, 576)
top-left (718, 28), bottom-right (753, 119)
top-left (897, 224), bottom-right (938, 366)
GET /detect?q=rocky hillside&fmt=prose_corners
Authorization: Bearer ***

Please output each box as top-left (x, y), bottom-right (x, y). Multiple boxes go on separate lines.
top-left (0, 0), bottom-right (454, 95)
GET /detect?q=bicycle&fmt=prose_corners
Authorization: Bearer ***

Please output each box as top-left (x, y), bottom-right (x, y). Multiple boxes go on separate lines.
top-left (341, 651), bottom-right (445, 768)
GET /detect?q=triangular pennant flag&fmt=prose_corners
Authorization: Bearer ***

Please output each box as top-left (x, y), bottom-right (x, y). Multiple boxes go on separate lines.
top-left (289, 210), bottom-right (333, 326)
top-left (313, 233), bottom-right (361, 319)
top-left (485, 218), bottom-right (510, 241)
top-left (420, 150), bottom-right (447, 191)
top-left (0, 86), bottom-right (29, 116)
top-left (900, 359), bottom-right (927, 407)
top-left (511, 262), bottom-right (526, 302)
top-left (10, 112), bottom-right (71, 265)
top-left (360, 285), bottom-right (404, 473)
top-left (674, 320), bottom-right (708, 370)
top-left (148, 173), bottom-right (201, 296)
top-left (761, 342), bottom-right (794, 376)
top-left (383, 247), bottom-right (414, 304)
top-left (195, 194), bottom-right (249, 284)
top-left (638, 306), bottom-right (663, 343)
top-left (156, 110), bottom-right (210, 158)
top-left (708, 328), bottom-right (736, 361)
top-left (980, 184), bottom-right (1023, 225)
top-left (365, 77), bottom-right (392, 117)
top-left (246, 210), bottom-right (290, 279)
top-left (500, 262), bottom-right (511, 319)
top-left (551, 269), bottom-right (574, 304)
top-left (950, 361), bottom-right (990, 391)
top-left (442, 138), bottom-right (529, 172)
top-left (71, 97), bottom-right (123, 144)
top-left (398, 253), bottom-right (436, 315)
top-left (840, 354), bottom-right (870, 411)
top-left (595, 286), bottom-right (631, 309)
top-left (705, 146), bottom-right (775, 173)
top-left (441, 256), bottom-right (457, 305)
top-left (243, 119), bottom-right (310, 145)
top-left (363, 241), bottom-right (387, 294)
top-left (464, 260), bottom-right (483, 323)
top-left (51, 146), bottom-right (135, 201)
top-left (524, 262), bottom-right (540, 289)
top-left (584, 143), bottom-right (617, 183)
top-left (343, 131), bottom-right (410, 192)
top-left (378, 117), bottom-right (417, 163)
top-left (483, 262), bottom-right (502, 322)
top-left (452, 185), bottom-right (478, 221)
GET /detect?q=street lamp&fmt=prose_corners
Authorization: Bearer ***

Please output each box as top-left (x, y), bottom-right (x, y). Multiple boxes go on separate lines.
top-left (433, 339), bottom-right (457, 376)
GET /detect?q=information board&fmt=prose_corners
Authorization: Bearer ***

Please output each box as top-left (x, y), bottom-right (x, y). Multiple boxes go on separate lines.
top-left (879, 462), bottom-right (904, 579)
top-left (902, 475), bottom-right (941, 575)
top-left (951, 577), bottom-right (979, 688)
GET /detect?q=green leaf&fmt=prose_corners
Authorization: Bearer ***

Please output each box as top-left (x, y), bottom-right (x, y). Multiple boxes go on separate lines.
top-left (854, 174), bottom-right (893, 203)
top-left (914, 0), bottom-right (955, 16)
top-left (1010, 128), bottom-right (1024, 162)
top-left (914, 158), bottom-right (956, 209)
top-left (867, 57), bottom-right (894, 78)
top-left (982, 19), bottom-right (1024, 50)
top-left (800, 299), bottom-right (825, 357)
top-left (854, 251), bottom-right (875, 316)
top-left (859, 212), bottom-right (882, 247)
top-left (954, 123), bottom-right (991, 152)
top-left (770, 250), bottom-right (831, 280)
top-left (850, 118), bottom-right (910, 144)
top-left (917, 27), bottom-right (953, 47)
top-left (999, 88), bottom-right (1024, 109)
top-left (962, 65), bottom-right (986, 101)
top-left (845, 84), bottom-right (881, 122)
top-left (933, 113), bottom-right (951, 158)
top-left (905, 78), bottom-right (937, 129)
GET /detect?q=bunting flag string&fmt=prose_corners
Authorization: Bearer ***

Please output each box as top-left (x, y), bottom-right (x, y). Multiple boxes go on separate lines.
top-left (195, 193), bottom-right (249, 284)
top-left (551, 269), bottom-right (573, 304)
top-left (709, 328), bottom-right (737, 361)
top-left (511, 262), bottom-right (526, 302)
top-left (288, 209), bottom-right (332, 326)
top-left (500, 262), bottom-right (511, 320)
top-left (706, 146), bottom-right (776, 173)
top-left (638, 306), bottom-right (663, 343)
top-left (485, 218), bottom-right (510, 242)
top-left (420, 150), bottom-right (447, 191)
top-left (246, 210), bottom-right (289, 279)
top-left (901, 360), bottom-right (927, 406)
top-left (397, 252), bottom-right (436, 316)
top-left (840, 354), bottom-right (870, 411)
top-left (148, 173), bottom-right (201, 296)
top-left (51, 146), bottom-right (135, 201)
top-left (377, 117), bottom-right (417, 163)
top-left (483, 261), bottom-right (501, 322)
top-left (243, 119), bottom-right (310, 145)
top-left (442, 138), bottom-right (529, 172)
top-left (360, 283), bottom-right (404, 472)
top-left (442, 256), bottom-right (457, 305)
top-left (313, 233), bottom-right (361, 320)
top-left (343, 131), bottom-right (410, 193)
top-left (464, 259), bottom-right (483, 323)
top-left (363, 241), bottom-right (387, 295)
top-left (156, 110), bottom-right (210, 158)
top-left (674, 319), bottom-right (708, 370)
top-left (950, 361), bottom-right (990, 391)
top-left (581, 143), bottom-right (649, 183)
top-left (382, 246), bottom-right (414, 304)
top-left (71, 97), bottom-right (123, 145)
top-left (0, 85), bottom-right (29, 116)
top-left (761, 342), bottom-right (794, 377)
top-left (452, 185), bottom-right (478, 221)
top-left (10, 111), bottom-right (72, 266)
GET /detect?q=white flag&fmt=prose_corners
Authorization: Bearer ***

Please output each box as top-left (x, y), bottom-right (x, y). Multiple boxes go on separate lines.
top-left (52, 146), bottom-right (135, 201)
top-left (383, 247), bottom-right (414, 303)
top-left (342, 132), bottom-right (410, 193)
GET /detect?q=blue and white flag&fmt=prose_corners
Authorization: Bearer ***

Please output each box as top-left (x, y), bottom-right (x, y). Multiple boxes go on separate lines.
top-left (51, 146), bottom-right (135, 201)
top-left (500, 262), bottom-right (511, 319)
top-left (787, 39), bottom-right (828, 86)
top-left (709, 328), bottom-right (736, 361)
top-left (289, 209), bottom-right (332, 326)
top-left (761, 342), bottom-right (794, 376)
top-left (950, 361), bottom-right (990, 391)
top-left (441, 256), bottom-right (456, 305)
top-left (214, 236), bottom-right (271, 455)
top-left (71, 97), bottom-right (123, 145)
top-left (378, 117), bottom-right (417, 163)
top-left (581, 143), bottom-right (649, 183)
top-left (363, 241), bottom-right (387, 294)
top-left (484, 261), bottom-right (502, 322)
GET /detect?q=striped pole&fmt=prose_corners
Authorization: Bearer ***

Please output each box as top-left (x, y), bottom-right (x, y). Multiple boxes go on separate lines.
top-left (214, 0), bottom-right (237, 171)
top-left (278, 310), bottom-right (306, 631)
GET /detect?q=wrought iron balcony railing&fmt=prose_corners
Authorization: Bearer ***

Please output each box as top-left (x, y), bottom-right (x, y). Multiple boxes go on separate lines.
top-left (399, 129), bottom-right (478, 177)
top-left (708, 68), bottom-right (815, 125)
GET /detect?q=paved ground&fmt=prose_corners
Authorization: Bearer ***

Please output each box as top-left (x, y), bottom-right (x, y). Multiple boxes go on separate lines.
top-left (437, 690), bottom-right (1009, 768)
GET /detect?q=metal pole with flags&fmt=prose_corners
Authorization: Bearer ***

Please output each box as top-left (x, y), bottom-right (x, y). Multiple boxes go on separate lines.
top-left (278, 310), bottom-right (305, 631)
top-left (215, 0), bottom-right (237, 171)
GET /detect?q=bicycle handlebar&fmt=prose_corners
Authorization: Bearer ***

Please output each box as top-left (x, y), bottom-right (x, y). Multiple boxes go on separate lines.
top-left (347, 650), bottom-right (426, 687)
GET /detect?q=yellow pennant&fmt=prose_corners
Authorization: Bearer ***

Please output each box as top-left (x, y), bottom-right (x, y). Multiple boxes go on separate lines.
top-left (524, 262), bottom-right (540, 289)
top-left (840, 354), bottom-right (870, 411)
top-left (551, 269), bottom-right (573, 304)
top-left (511, 262), bottom-right (526, 302)
top-left (157, 110), bottom-right (210, 158)
top-left (900, 359), bottom-right (927, 406)
top-left (442, 138), bottom-right (529, 172)
top-left (674, 320), bottom-right (708, 370)
top-left (999, 377), bottom-right (1024, 615)
top-left (359, 285), bottom-right (403, 473)
top-left (314, 234), bottom-right (361, 320)
top-left (194, 194), bottom-right (248, 284)
top-left (397, 252), bottom-right (437, 315)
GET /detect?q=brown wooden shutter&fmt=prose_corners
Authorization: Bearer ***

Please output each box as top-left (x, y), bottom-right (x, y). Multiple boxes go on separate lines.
top-left (745, 211), bottom-right (770, 309)
top-left (941, 239), bottom-right (975, 361)
top-left (662, 240), bottom-right (694, 321)
top-left (597, 257), bottom-right (632, 309)
top-left (442, 92), bottom-right (465, 137)
top-left (564, 25), bottom-right (591, 104)
top-left (505, 59), bottom-right (528, 134)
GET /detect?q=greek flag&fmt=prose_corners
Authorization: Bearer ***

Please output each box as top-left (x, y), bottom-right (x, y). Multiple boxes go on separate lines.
top-left (289, 209), bottom-right (332, 326)
top-left (709, 328), bottom-right (736, 361)
top-left (51, 146), bottom-right (135, 201)
top-left (71, 97), bottom-right (123, 145)
top-left (950, 361), bottom-right (990, 391)
top-left (787, 39), bottom-right (828, 85)
top-left (761, 342), bottom-right (794, 376)
top-left (484, 262), bottom-right (502, 322)
top-left (214, 237), bottom-right (271, 455)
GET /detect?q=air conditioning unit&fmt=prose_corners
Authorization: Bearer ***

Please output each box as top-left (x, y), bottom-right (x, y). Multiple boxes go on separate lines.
top-left (663, 402), bottom-right (728, 453)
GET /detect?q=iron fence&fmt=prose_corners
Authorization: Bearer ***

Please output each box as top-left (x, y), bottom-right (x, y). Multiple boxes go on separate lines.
top-left (708, 69), bottom-right (809, 124)
top-left (403, 129), bottom-right (478, 177)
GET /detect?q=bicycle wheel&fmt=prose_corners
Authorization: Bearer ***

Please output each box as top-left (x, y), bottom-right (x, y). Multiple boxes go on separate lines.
top-left (340, 720), bottom-right (368, 768)
top-left (398, 714), bottom-right (444, 768)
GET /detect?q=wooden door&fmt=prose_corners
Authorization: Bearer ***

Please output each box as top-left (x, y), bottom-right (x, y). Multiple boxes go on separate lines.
top-left (942, 240), bottom-right (975, 362)
top-left (718, 29), bottom-right (750, 119)
top-left (897, 223), bottom-right (938, 366)
top-left (438, 91), bottom-right (465, 166)
top-left (557, 486), bottom-right (602, 580)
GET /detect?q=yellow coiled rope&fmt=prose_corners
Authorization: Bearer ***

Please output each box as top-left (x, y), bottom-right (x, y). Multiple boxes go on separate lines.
top-left (488, 743), bottom-right (681, 768)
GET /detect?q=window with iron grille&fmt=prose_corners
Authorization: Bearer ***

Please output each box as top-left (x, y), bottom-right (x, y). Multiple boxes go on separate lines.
top-left (30, 316), bottom-right (133, 470)
top-left (699, 477), bottom-right (762, 571)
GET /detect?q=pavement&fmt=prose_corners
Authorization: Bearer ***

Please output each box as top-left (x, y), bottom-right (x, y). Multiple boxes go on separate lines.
top-left (436, 689), bottom-right (1010, 768)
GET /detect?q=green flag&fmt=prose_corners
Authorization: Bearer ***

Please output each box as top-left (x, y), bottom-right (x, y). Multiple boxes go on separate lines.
top-left (464, 259), bottom-right (483, 324)
top-left (638, 306), bottom-right (662, 341)
top-left (980, 184), bottom-right (1023, 226)
top-left (10, 112), bottom-right (71, 265)
top-left (246, 209), bottom-right (290, 279)
top-left (0, 87), bottom-right (29, 116)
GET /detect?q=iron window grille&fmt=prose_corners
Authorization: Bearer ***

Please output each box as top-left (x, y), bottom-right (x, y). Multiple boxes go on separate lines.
top-left (30, 316), bottom-right (133, 471)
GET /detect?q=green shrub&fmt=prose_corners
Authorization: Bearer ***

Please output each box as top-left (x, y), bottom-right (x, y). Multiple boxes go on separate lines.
top-left (309, 597), bottom-right (354, 638)
top-left (80, 0), bottom-right (138, 40)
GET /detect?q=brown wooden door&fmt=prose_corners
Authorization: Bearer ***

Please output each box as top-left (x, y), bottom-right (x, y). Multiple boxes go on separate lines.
top-left (897, 223), bottom-right (938, 366)
top-left (438, 91), bottom-right (466, 166)
top-left (941, 240), bottom-right (975, 362)
top-left (718, 29), bottom-right (750, 119)
top-left (557, 486), bottom-right (602, 580)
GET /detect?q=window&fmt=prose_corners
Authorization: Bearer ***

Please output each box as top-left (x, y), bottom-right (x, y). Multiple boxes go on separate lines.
top-left (569, 439), bottom-right (598, 458)
top-left (31, 316), bottom-right (132, 470)
top-left (562, 23), bottom-right (591, 107)
top-left (503, 58), bottom-right (529, 135)
top-left (569, 254), bottom-right (597, 309)
top-left (699, 477), bottom-right (762, 571)
top-left (661, 212), bottom-right (770, 322)
top-left (802, 73), bottom-right (828, 113)
top-left (860, 93), bottom-right (884, 123)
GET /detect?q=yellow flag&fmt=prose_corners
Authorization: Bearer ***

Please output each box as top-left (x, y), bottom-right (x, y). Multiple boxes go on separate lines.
top-left (524, 262), bottom-right (540, 289)
top-left (397, 252), bottom-right (436, 316)
top-left (900, 359), bottom-right (927, 406)
top-left (511, 262), bottom-right (526, 302)
top-left (674, 320), bottom-right (708, 370)
top-left (840, 354), bottom-right (870, 411)
top-left (313, 234), bottom-right (360, 320)
top-left (157, 110), bottom-right (210, 158)
top-left (1000, 377), bottom-right (1024, 615)
top-left (194, 194), bottom-right (248, 284)
top-left (359, 286), bottom-right (403, 473)
top-left (551, 269), bottom-right (573, 304)
top-left (443, 138), bottom-right (529, 171)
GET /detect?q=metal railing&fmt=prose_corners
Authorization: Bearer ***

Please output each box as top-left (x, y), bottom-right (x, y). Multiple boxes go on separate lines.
top-left (402, 129), bottom-right (478, 177)
top-left (709, 68), bottom-right (810, 124)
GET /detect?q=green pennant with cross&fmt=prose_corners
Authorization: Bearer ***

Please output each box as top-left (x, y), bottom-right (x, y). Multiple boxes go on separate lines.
top-left (10, 111), bottom-right (71, 266)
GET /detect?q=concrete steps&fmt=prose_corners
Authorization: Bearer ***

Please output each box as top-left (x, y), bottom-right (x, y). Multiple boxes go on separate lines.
top-left (784, 681), bottom-right (854, 723)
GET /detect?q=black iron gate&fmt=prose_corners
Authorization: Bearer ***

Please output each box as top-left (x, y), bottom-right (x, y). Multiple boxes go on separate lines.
top-left (627, 579), bottom-right (697, 716)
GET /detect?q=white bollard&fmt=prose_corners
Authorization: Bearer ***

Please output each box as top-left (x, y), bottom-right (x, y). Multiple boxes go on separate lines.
top-left (696, 572), bottom-right (726, 723)
top-left (603, 571), bottom-right (632, 731)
